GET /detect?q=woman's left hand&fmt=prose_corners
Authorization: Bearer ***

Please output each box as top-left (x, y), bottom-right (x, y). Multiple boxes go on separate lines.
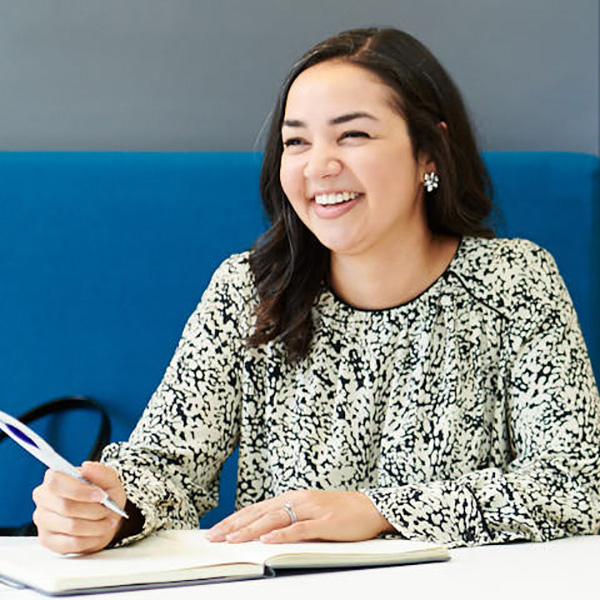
top-left (206, 490), bottom-right (395, 544)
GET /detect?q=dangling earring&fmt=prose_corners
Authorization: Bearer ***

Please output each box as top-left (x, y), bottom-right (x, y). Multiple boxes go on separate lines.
top-left (423, 171), bottom-right (440, 193)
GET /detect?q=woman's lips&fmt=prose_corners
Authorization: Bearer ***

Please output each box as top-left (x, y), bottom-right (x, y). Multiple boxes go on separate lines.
top-left (311, 193), bottom-right (363, 219)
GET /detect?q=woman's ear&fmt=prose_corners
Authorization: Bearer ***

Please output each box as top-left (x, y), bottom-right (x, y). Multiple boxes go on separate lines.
top-left (418, 122), bottom-right (447, 181)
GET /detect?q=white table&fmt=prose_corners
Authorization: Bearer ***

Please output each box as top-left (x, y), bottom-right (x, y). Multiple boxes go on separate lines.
top-left (1, 535), bottom-right (598, 599)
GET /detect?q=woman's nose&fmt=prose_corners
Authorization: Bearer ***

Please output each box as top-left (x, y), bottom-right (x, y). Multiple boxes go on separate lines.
top-left (303, 146), bottom-right (342, 179)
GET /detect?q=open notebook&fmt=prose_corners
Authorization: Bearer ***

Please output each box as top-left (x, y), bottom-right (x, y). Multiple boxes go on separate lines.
top-left (0, 529), bottom-right (450, 596)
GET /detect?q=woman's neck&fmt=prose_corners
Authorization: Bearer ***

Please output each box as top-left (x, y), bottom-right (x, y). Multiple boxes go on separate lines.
top-left (329, 231), bottom-right (459, 310)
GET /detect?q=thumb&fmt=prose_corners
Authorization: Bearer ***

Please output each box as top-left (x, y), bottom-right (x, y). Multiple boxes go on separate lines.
top-left (80, 461), bottom-right (120, 490)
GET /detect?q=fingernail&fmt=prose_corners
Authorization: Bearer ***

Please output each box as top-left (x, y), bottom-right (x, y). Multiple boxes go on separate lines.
top-left (226, 531), bottom-right (241, 542)
top-left (260, 532), bottom-right (276, 543)
top-left (91, 489), bottom-right (105, 502)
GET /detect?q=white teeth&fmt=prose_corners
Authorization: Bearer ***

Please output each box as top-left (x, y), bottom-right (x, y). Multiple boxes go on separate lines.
top-left (314, 192), bottom-right (360, 206)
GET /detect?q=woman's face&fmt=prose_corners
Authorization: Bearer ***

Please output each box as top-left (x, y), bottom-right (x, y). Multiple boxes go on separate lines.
top-left (279, 60), bottom-right (432, 259)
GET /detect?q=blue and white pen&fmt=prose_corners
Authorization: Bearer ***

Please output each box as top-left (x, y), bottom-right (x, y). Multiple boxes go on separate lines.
top-left (0, 409), bottom-right (128, 520)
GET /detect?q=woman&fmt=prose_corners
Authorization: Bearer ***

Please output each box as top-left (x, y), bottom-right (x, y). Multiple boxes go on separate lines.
top-left (32, 27), bottom-right (600, 554)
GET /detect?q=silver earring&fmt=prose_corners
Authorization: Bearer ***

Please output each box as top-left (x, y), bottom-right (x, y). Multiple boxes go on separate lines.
top-left (424, 171), bottom-right (440, 192)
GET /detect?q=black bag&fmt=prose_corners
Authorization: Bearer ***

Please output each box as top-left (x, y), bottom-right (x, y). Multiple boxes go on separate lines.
top-left (0, 396), bottom-right (111, 536)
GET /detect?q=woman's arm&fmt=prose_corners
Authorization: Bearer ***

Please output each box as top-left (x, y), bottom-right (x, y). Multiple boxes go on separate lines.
top-left (33, 257), bottom-right (249, 552)
top-left (101, 256), bottom-right (251, 546)
top-left (206, 247), bottom-right (600, 547)
top-left (362, 254), bottom-right (600, 547)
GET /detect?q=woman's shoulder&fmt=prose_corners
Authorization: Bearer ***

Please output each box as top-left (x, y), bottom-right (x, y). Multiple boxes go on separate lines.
top-left (196, 251), bottom-right (257, 314)
top-left (176, 251), bottom-right (258, 340)
top-left (210, 251), bottom-right (254, 287)
top-left (460, 236), bottom-right (558, 276)
top-left (453, 236), bottom-right (571, 320)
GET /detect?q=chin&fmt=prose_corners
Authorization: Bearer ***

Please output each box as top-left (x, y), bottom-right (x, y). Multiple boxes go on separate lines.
top-left (312, 228), bottom-right (361, 255)
top-left (317, 239), bottom-right (358, 256)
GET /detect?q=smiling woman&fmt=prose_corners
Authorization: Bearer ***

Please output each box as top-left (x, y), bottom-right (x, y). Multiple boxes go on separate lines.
top-left (279, 60), bottom-right (457, 310)
top-left (32, 27), bottom-right (600, 555)
top-left (249, 28), bottom-right (493, 360)
top-left (281, 63), bottom-right (427, 248)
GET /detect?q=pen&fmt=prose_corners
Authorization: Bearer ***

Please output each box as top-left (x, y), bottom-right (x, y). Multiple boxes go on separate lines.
top-left (0, 409), bottom-right (128, 520)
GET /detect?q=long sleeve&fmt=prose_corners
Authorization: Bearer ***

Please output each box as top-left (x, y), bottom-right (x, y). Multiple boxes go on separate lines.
top-left (364, 245), bottom-right (600, 548)
top-left (102, 255), bottom-right (252, 543)
top-left (100, 237), bottom-right (600, 549)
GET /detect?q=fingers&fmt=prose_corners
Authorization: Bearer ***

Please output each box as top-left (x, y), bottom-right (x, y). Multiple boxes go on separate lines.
top-left (207, 493), bottom-right (301, 543)
top-left (33, 483), bottom-right (107, 521)
top-left (32, 463), bottom-right (127, 555)
top-left (33, 506), bottom-right (117, 537)
top-left (260, 520), bottom-right (323, 543)
top-left (35, 470), bottom-right (105, 506)
top-left (36, 530), bottom-right (118, 555)
top-left (207, 490), bottom-right (395, 545)
top-left (80, 461), bottom-right (123, 494)
top-left (33, 495), bottom-right (121, 555)
top-left (218, 506), bottom-right (296, 543)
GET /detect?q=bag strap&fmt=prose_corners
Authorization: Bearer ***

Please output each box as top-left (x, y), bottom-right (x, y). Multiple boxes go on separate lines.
top-left (0, 396), bottom-right (111, 536)
top-left (0, 396), bottom-right (111, 461)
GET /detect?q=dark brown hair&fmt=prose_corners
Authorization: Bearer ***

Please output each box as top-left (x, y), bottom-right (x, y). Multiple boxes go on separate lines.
top-left (248, 27), bottom-right (494, 361)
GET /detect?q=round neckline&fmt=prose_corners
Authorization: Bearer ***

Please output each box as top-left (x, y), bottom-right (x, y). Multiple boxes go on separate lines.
top-left (319, 236), bottom-right (466, 316)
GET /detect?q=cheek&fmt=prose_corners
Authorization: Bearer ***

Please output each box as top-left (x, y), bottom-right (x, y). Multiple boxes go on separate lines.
top-left (366, 152), bottom-right (420, 197)
top-left (279, 158), bottom-right (304, 203)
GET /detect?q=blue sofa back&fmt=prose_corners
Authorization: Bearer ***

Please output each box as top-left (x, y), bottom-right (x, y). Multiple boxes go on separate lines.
top-left (0, 151), bottom-right (598, 528)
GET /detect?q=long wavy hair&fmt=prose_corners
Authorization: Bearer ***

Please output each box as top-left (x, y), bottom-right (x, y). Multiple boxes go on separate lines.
top-left (248, 27), bottom-right (494, 361)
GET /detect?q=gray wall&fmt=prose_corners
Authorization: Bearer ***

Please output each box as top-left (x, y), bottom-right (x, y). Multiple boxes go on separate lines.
top-left (0, 0), bottom-right (598, 154)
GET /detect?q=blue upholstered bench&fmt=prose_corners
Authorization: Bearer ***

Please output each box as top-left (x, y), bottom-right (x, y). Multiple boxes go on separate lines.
top-left (0, 151), bottom-right (598, 529)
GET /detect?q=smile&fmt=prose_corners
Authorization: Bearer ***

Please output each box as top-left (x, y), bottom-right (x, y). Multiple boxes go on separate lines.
top-left (314, 191), bottom-right (361, 206)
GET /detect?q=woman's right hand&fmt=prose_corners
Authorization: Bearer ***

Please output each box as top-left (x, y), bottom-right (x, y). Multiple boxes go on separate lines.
top-left (32, 461), bottom-right (127, 555)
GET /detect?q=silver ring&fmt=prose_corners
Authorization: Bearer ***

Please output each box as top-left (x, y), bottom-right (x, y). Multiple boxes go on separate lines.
top-left (283, 502), bottom-right (298, 525)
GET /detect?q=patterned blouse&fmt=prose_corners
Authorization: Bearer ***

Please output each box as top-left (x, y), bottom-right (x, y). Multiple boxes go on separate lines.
top-left (103, 236), bottom-right (600, 548)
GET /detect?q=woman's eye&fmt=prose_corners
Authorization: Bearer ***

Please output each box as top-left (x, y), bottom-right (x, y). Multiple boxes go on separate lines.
top-left (341, 130), bottom-right (371, 141)
top-left (282, 138), bottom-right (306, 148)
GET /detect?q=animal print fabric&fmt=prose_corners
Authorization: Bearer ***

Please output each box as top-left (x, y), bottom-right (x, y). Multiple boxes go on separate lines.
top-left (102, 236), bottom-right (600, 548)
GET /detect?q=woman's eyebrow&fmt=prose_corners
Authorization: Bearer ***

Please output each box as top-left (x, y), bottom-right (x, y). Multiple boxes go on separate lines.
top-left (282, 112), bottom-right (378, 129)
top-left (330, 112), bottom-right (377, 125)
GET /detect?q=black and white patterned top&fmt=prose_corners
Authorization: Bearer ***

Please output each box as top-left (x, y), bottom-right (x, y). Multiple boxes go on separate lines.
top-left (103, 236), bottom-right (600, 548)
